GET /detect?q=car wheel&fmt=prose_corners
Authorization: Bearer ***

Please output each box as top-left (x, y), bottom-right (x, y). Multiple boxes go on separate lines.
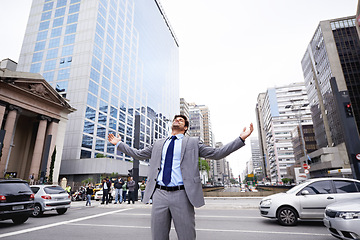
top-left (12, 215), bottom-right (29, 224)
top-left (277, 206), bottom-right (298, 226)
top-left (56, 208), bottom-right (67, 215)
top-left (32, 204), bottom-right (43, 217)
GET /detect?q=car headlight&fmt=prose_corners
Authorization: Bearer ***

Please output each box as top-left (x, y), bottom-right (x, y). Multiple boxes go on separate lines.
top-left (336, 212), bottom-right (360, 219)
top-left (260, 199), bottom-right (272, 206)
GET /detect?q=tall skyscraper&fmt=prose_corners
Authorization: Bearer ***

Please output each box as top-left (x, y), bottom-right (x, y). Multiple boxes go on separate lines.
top-left (259, 83), bottom-right (312, 183)
top-left (250, 138), bottom-right (264, 181)
top-left (17, 0), bottom-right (179, 167)
top-left (301, 15), bottom-right (360, 177)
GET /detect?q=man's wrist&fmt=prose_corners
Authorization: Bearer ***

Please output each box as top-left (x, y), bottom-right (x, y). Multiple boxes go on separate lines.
top-left (239, 136), bottom-right (245, 142)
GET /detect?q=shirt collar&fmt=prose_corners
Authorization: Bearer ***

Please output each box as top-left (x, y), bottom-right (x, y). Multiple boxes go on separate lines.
top-left (169, 133), bottom-right (184, 140)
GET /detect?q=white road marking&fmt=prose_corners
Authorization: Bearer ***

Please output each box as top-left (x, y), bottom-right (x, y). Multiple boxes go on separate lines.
top-left (0, 208), bottom-right (131, 239)
top-left (68, 223), bottom-right (330, 236)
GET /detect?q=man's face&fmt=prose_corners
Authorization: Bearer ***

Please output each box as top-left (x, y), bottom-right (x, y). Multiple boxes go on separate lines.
top-left (172, 117), bottom-right (188, 133)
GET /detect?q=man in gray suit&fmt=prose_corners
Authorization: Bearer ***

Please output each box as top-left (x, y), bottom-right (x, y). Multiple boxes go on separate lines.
top-left (108, 115), bottom-right (253, 240)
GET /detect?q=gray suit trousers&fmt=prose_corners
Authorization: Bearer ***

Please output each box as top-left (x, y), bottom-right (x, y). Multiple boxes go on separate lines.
top-left (151, 188), bottom-right (195, 240)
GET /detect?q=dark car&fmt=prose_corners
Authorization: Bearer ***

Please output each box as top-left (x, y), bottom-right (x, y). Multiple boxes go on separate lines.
top-left (0, 179), bottom-right (34, 224)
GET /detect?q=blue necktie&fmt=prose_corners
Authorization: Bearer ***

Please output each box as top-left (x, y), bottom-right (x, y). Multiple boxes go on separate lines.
top-left (163, 136), bottom-right (177, 186)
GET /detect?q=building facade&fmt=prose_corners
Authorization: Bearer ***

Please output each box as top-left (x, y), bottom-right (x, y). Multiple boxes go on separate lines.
top-left (0, 59), bottom-right (74, 183)
top-left (250, 138), bottom-right (264, 181)
top-left (16, 0), bottom-right (179, 182)
top-left (260, 83), bottom-right (312, 183)
top-left (301, 16), bottom-right (360, 177)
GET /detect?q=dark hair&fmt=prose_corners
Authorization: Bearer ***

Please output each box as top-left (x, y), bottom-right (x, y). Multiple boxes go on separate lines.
top-left (173, 114), bottom-right (189, 133)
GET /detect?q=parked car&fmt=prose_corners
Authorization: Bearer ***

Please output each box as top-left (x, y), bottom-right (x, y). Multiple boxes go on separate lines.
top-left (94, 187), bottom-right (115, 202)
top-left (0, 179), bottom-right (34, 224)
top-left (323, 199), bottom-right (360, 240)
top-left (259, 177), bottom-right (360, 226)
top-left (30, 185), bottom-right (71, 217)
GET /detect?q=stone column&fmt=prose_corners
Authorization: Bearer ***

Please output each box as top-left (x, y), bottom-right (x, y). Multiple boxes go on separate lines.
top-left (46, 119), bottom-right (59, 178)
top-left (29, 117), bottom-right (48, 180)
top-left (0, 107), bottom-right (20, 176)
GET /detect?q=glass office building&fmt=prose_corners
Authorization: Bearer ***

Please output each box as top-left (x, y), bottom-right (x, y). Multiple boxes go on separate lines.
top-left (17, 0), bottom-right (179, 162)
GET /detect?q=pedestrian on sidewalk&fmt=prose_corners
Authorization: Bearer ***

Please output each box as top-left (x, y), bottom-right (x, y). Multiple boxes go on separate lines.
top-left (108, 114), bottom-right (253, 240)
top-left (86, 183), bottom-right (93, 206)
top-left (122, 181), bottom-right (127, 203)
top-left (114, 177), bottom-right (124, 204)
top-left (101, 177), bottom-right (111, 205)
top-left (127, 177), bottom-right (136, 204)
top-left (139, 180), bottom-right (146, 202)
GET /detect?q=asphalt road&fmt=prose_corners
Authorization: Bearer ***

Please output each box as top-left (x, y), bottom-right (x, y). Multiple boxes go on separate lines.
top-left (0, 198), bottom-right (333, 240)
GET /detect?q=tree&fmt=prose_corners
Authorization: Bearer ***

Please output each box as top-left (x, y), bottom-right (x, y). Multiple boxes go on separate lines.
top-left (281, 178), bottom-right (291, 185)
top-left (82, 178), bottom-right (94, 185)
top-left (96, 153), bottom-right (107, 158)
top-left (198, 158), bottom-right (210, 174)
top-left (48, 146), bottom-right (56, 184)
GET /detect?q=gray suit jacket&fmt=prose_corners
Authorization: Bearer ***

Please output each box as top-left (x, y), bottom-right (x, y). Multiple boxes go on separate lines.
top-left (117, 136), bottom-right (245, 208)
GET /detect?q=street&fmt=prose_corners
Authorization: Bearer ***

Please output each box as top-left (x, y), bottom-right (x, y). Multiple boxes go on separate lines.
top-left (0, 198), bottom-right (332, 240)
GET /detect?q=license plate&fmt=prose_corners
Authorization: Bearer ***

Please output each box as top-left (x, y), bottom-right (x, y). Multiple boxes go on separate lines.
top-left (12, 205), bottom-right (24, 210)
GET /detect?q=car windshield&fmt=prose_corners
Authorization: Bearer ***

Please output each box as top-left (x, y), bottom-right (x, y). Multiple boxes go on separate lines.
top-left (286, 180), bottom-right (310, 194)
top-left (0, 183), bottom-right (32, 194)
top-left (44, 186), bottom-right (67, 194)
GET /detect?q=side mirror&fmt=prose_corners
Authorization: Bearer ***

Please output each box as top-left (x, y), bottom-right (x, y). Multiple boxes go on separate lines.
top-left (301, 190), bottom-right (310, 195)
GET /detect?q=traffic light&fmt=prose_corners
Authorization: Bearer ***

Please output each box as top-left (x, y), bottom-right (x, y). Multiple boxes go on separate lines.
top-left (344, 102), bottom-right (353, 117)
top-left (128, 169), bottom-right (133, 177)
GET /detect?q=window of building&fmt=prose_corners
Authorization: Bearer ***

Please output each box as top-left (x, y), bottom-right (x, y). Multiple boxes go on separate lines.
top-left (41, 11), bottom-right (52, 21)
top-left (65, 24), bottom-right (77, 34)
top-left (81, 135), bottom-right (93, 149)
top-left (58, 69), bottom-right (70, 80)
top-left (55, 7), bottom-right (66, 18)
top-left (61, 45), bottom-right (74, 56)
top-left (67, 13), bottom-right (79, 24)
top-left (43, 2), bottom-right (54, 11)
top-left (69, 3), bottom-right (80, 14)
top-left (39, 21), bottom-right (50, 31)
top-left (30, 63), bottom-right (41, 73)
top-left (53, 17), bottom-right (64, 28)
top-left (44, 59), bottom-right (57, 71)
top-left (32, 52), bottom-right (44, 62)
top-left (46, 48), bottom-right (58, 59)
top-left (37, 30), bottom-right (48, 41)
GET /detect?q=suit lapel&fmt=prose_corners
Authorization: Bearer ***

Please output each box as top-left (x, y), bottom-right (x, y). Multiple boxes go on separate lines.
top-left (154, 138), bottom-right (167, 168)
top-left (180, 136), bottom-right (189, 164)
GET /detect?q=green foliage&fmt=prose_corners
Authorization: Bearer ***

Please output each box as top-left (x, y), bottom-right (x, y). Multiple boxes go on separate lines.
top-left (229, 178), bottom-right (238, 184)
top-left (82, 178), bottom-right (94, 185)
top-left (96, 153), bottom-right (107, 158)
top-left (48, 146), bottom-right (56, 184)
top-left (198, 158), bottom-right (210, 173)
top-left (281, 178), bottom-right (291, 184)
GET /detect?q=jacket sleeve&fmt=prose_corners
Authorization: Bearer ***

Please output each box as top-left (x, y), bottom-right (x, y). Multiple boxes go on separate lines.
top-left (199, 137), bottom-right (245, 160)
top-left (116, 141), bottom-right (153, 160)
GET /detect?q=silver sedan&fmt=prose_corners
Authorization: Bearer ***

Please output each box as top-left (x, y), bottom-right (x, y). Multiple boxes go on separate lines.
top-left (323, 199), bottom-right (360, 240)
top-left (30, 185), bottom-right (71, 217)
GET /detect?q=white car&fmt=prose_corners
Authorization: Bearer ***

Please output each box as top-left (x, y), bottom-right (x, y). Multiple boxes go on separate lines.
top-left (95, 188), bottom-right (115, 202)
top-left (323, 199), bottom-right (360, 240)
top-left (259, 177), bottom-right (360, 226)
top-left (30, 185), bottom-right (71, 217)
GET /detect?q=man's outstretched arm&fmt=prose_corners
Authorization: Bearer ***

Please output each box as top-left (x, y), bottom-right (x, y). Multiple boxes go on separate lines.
top-left (199, 123), bottom-right (254, 160)
top-left (108, 133), bottom-right (152, 160)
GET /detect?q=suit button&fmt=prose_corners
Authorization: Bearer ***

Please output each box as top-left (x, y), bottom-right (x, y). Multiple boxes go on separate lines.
top-left (158, 168), bottom-right (160, 170)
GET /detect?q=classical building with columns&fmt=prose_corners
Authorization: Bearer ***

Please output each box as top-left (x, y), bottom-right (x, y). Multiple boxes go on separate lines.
top-left (0, 59), bottom-right (75, 183)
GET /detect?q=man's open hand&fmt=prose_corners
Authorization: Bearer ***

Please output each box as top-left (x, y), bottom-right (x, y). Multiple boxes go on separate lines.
top-left (240, 123), bottom-right (254, 140)
top-left (108, 133), bottom-right (121, 145)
